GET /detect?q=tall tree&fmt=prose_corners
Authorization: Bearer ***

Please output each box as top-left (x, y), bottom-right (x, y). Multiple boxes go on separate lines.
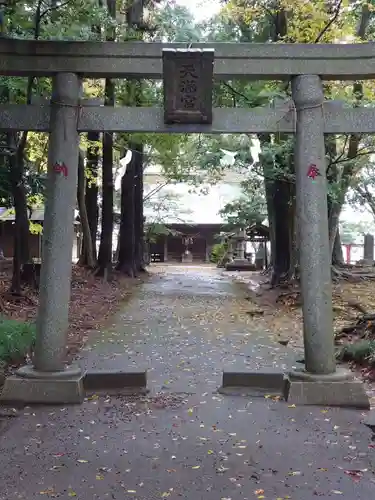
top-left (116, 1), bottom-right (147, 276)
top-left (77, 150), bottom-right (95, 268)
top-left (96, 0), bottom-right (116, 278)
top-left (82, 132), bottom-right (100, 265)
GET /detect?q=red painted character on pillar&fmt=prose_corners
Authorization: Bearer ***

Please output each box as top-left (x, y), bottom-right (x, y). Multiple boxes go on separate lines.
top-left (53, 161), bottom-right (68, 177)
top-left (307, 164), bottom-right (321, 180)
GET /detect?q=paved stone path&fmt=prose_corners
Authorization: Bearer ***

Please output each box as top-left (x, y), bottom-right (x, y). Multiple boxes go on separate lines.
top-left (0, 265), bottom-right (374, 499)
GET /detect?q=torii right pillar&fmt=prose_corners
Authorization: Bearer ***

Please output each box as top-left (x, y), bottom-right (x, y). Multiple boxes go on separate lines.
top-left (286, 74), bottom-right (369, 408)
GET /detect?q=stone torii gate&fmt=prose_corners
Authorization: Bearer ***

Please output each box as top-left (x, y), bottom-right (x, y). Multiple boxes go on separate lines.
top-left (0, 39), bottom-right (371, 407)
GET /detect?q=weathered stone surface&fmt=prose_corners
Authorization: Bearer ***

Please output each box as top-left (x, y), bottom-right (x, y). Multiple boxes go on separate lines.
top-left (292, 75), bottom-right (335, 375)
top-left (225, 260), bottom-right (255, 271)
top-left (33, 73), bottom-right (81, 373)
top-left (363, 409), bottom-right (375, 430)
top-left (163, 48), bottom-right (214, 125)
top-left (83, 369), bottom-right (147, 392)
top-left (181, 251), bottom-right (193, 263)
top-left (3, 102), bottom-right (375, 135)
top-left (2, 39), bottom-right (375, 80)
top-left (220, 370), bottom-right (285, 397)
top-left (363, 233), bottom-right (374, 265)
top-left (0, 373), bottom-right (84, 405)
top-left (284, 378), bottom-right (369, 409)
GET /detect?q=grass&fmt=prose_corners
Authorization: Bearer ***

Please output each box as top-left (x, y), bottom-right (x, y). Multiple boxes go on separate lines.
top-left (0, 317), bottom-right (36, 364)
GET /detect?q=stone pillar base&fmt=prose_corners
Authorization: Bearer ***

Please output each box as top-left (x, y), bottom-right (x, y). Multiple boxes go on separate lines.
top-left (362, 259), bottom-right (374, 266)
top-left (226, 259), bottom-right (255, 271)
top-left (218, 369), bottom-right (284, 397)
top-left (284, 368), bottom-right (369, 409)
top-left (0, 365), bottom-right (84, 405)
top-left (364, 409), bottom-right (375, 432)
top-left (83, 369), bottom-right (148, 396)
top-left (181, 251), bottom-right (193, 263)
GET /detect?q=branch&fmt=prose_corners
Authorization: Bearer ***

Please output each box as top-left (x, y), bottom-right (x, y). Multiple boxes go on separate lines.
top-left (221, 82), bottom-right (253, 106)
top-left (39, 0), bottom-right (74, 21)
top-left (314, 0), bottom-right (343, 43)
top-left (330, 149), bottom-right (375, 166)
top-left (143, 181), bottom-right (169, 201)
top-left (330, 134), bottom-right (349, 166)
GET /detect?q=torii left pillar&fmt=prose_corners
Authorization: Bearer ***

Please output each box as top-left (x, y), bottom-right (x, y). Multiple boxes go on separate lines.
top-left (1, 73), bottom-right (85, 404)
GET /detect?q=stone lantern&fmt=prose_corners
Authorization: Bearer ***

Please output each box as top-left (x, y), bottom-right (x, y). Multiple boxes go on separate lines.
top-left (226, 229), bottom-right (253, 271)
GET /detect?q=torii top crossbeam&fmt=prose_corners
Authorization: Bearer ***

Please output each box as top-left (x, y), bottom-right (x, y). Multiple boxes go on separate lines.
top-left (0, 39), bottom-right (375, 79)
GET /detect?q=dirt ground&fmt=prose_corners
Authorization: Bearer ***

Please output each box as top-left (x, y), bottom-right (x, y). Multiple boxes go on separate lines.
top-left (224, 269), bottom-right (375, 406)
top-left (0, 262), bottom-right (146, 362)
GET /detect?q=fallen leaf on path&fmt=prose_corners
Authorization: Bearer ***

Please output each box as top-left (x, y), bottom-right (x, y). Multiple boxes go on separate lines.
top-left (344, 470), bottom-right (363, 480)
top-left (39, 488), bottom-right (55, 496)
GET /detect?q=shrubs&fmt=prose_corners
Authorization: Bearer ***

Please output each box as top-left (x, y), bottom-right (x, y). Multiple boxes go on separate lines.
top-left (337, 339), bottom-right (375, 366)
top-left (0, 317), bottom-right (36, 363)
top-left (210, 243), bottom-right (227, 264)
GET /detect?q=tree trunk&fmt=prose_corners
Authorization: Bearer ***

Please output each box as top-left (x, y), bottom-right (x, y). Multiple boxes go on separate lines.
top-left (77, 150), bottom-right (95, 268)
top-left (259, 8), bottom-right (291, 283)
top-left (116, 146), bottom-right (136, 277)
top-left (270, 179), bottom-right (295, 286)
top-left (7, 133), bottom-right (31, 294)
top-left (82, 0), bottom-right (102, 264)
top-left (332, 228), bottom-right (344, 267)
top-left (259, 134), bottom-right (275, 269)
top-left (82, 132), bottom-right (99, 263)
top-left (123, 5), bottom-right (146, 274)
top-left (96, 0), bottom-right (116, 278)
top-left (96, 88), bottom-right (114, 278)
top-left (134, 144), bottom-right (146, 272)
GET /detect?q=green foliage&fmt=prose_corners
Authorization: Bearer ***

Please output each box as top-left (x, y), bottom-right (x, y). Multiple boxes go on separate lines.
top-left (151, 2), bottom-right (202, 42)
top-left (145, 222), bottom-right (180, 243)
top-left (0, 317), bottom-right (36, 363)
top-left (340, 220), bottom-right (375, 244)
top-left (2, 0), bottom-right (375, 239)
top-left (210, 242), bottom-right (227, 263)
top-left (337, 340), bottom-right (375, 366)
top-left (29, 220), bottom-right (43, 234)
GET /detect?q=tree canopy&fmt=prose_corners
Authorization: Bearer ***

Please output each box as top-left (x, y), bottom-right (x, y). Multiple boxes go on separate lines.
top-left (1, 0), bottom-right (375, 285)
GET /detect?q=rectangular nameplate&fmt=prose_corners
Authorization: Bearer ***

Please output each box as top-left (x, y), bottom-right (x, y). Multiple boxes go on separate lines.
top-left (163, 48), bottom-right (214, 125)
